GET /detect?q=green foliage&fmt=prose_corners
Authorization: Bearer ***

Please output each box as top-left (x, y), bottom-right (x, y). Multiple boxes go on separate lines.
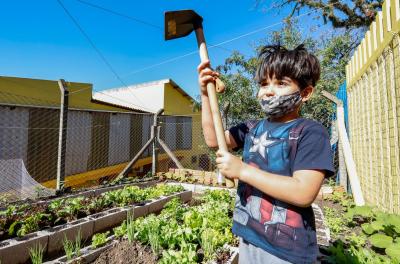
top-left (1, 183), bottom-right (184, 240)
top-left (385, 243), bottom-right (400, 261)
top-left (256, 0), bottom-right (382, 29)
top-left (369, 234), bottom-right (393, 249)
top-left (201, 228), bottom-right (219, 261)
top-left (63, 235), bottom-right (75, 261)
top-left (101, 184), bottom-right (184, 207)
top-left (8, 220), bottom-right (22, 237)
top-left (148, 219), bottom-right (161, 256)
top-left (114, 220), bottom-right (127, 239)
top-left (16, 213), bottom-right (48, 237)
top-left (160, 197), bottom-right (186, 221)
top-left (126, 213), bottom-right (135, 243)
top-left (200, 189), bottom-right (233, 204)
top-left (324, 206), bottom-right (348, 239)
top-left (347, 233), bottom-right (367, 248)
top-left (111, 189), bottom-right (235, 263)
top-left (327, 240), bottom-right (393, 264)
top-left (361, 223), bottom-right (375, 235)
top-left (160, 242), bottom-right (198, 264)
top-left (0, 205), bottom-right (17, 219)
top-left (74, 230), bottom-right (82, 257)
top-left (327, 190), bottom-right (354, 209)
top-left (87, 196), bottom-right (110, 214)
top-left (91, 231), bottom-right (110, 249)
top-left (345, 206), bottom-right (375, 221)
top-left (326, 178), bottom-right (336, 187)
top-left (325, 200), bottom-right (400, 263)
top-left (29, 243), bottom-right (44, 264)
top-left (50, 196), bottom-right (85, 222)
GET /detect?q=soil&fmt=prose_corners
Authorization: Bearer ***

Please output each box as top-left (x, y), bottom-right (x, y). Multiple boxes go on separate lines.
top-left (214, 248), bottom-right (232, 263)
top-left (314, 196), bottom-right (363, 242)
top-left (314, 197), bottom-right (343, 215)
top-left (93, 240), bottom-right (157, 264)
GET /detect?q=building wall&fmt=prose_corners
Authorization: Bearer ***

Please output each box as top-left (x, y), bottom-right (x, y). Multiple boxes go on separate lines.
top-left (163, 83), bottom-right (209, 171)
top-left (0, 76), bottom-right (130, 112)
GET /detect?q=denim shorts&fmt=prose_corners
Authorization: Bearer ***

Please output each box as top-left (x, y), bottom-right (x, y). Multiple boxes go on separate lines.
top-left (239, 238), bottom-right (293, 264)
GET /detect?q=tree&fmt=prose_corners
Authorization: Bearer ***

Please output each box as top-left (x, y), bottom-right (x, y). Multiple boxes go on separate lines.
top-left (256, 0), bottom-right (383, 29)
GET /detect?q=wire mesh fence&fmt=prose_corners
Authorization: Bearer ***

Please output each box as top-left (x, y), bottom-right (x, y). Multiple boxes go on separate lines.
top-left (0, 84), bottom-right (341, 203)
top-left (0, 89), bottom-right (157, 202)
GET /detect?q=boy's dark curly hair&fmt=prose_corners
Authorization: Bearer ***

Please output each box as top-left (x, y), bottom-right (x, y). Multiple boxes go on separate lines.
top-left (255, 44), bottom-right (320, 90)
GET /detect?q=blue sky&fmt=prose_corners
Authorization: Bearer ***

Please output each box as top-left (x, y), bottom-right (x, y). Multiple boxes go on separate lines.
top-left (0, 0), bottom-right (322, 100)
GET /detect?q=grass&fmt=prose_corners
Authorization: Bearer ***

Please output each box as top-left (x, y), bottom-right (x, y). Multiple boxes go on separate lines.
top-left (29, 243), bottom-right (44, 264)
top-left (148, 224), bottom-right (161, 256)
top-left (126, 212), bottom-right (135, 243)
top-left (63, 235), bottom-right (75, 260)
top-left (63, 230), bottom-right (82, 261)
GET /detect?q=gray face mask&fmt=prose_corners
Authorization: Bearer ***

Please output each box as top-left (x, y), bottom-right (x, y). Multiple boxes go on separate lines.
top-left (258, 91), bottom-right (302, 119)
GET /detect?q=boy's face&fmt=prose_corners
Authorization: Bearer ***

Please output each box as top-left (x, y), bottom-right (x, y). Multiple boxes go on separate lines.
top-left (257, 75), bottom-right (300, 99)
top-left (257, 75), bottom-right (313, 102)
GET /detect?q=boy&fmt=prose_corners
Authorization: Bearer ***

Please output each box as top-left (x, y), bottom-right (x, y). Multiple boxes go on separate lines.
top-left (197, 45), bottom-right (334, 264)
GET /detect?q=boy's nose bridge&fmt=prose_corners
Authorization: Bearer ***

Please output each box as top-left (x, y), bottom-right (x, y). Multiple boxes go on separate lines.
top-left (263, 85), bottom-right (277, 94)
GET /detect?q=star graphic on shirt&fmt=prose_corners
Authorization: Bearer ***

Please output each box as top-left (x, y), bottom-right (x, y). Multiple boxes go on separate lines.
top-left (249, 131), bottom-right (277, 159)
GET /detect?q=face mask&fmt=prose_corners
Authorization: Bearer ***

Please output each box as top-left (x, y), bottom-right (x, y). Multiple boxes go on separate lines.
top-left (258, 90), bottom-right (302, 118)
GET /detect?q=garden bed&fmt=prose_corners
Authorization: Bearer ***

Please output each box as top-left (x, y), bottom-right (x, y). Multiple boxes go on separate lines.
top-left (165, 182), bottom-right (237, 195)
top-left (315, 186), bottom-right (400, 263)
top-left (49, 189), bottom-right (238, 264)
top-left (157, 169), bottom-right (238, 189)
top-left (0, 184), bottom-right (190, 264)
top-left (0, 177), bottom-right (158, 211)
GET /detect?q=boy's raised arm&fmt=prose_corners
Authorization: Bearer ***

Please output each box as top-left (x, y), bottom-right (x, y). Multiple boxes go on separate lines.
top-left (198, 61), bottom-right (238, 149)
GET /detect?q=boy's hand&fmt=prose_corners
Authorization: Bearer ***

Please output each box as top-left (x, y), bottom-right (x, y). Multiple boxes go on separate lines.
top-left (215, 150), bottom-right (246, 180)
top-left (197, 60), bottom-right (220, 96)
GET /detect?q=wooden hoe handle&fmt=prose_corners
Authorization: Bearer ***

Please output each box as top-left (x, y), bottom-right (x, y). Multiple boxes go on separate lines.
top-left (195, 27), bottom-right (235, 187)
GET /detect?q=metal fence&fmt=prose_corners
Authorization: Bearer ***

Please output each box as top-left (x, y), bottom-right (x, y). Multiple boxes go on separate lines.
top-left (0, 88), bottom-right (340, 203)
top-left (0, 92), bottom-right (197, 201)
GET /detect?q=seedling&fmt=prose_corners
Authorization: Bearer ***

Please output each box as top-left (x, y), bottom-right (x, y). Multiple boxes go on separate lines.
top-left (91, 231), bottom-right (110, 249)
top-left (29, 243), bottom-right (44, 264)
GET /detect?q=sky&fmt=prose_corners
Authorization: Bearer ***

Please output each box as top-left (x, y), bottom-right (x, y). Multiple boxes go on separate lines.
top-left (0, 0), bottom-right (323, 103)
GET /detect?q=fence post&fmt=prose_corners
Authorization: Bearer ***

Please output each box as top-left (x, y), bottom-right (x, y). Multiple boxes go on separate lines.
top-left (338, 138), bottom-right (348, 191)
top-left (330, 118), bottom-right (348, 189)
top-left (56, 79), bottom-right (69, 190)
top-left (151, 112), bottom-right (160, 175)
top-left (322, 90), bottom-right (365, 206)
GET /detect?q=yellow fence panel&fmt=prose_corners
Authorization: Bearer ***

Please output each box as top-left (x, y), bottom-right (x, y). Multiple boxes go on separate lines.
top-left (346, 0), bottom-right (400, 212)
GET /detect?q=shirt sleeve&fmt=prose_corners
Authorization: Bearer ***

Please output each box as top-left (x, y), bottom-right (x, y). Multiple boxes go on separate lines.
top-left (292, 122), bottom-right (335, 177)
top-left (228, 120), bottom-right (259, 151)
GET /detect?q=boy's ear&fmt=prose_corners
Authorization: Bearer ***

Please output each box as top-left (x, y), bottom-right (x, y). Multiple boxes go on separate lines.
top-left (301, 86), bottom-right (313, 102)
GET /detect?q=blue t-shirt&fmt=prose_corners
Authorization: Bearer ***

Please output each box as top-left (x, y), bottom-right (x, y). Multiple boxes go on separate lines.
top-left (229, 118), bottom-right (334, 264)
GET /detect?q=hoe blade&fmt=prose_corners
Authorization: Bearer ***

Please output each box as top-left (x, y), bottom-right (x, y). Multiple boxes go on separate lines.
top-left (164, 10), bottom-right (203, 40)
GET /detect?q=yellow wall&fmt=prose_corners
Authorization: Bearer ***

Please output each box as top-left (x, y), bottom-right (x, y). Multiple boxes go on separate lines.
top-left (163, 82), bottom-right (194, 115)
top-left (0, 76), bottom-right (131, 112)
top-left (163, 83), bottom-right (208, 171)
